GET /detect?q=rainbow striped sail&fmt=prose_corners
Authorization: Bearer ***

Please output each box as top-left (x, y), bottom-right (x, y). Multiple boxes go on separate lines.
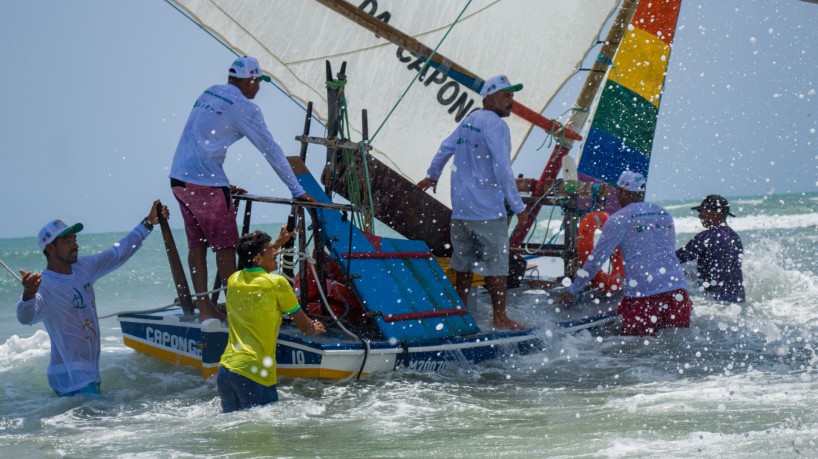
top-left (578, 0), bottom-right (682, 189)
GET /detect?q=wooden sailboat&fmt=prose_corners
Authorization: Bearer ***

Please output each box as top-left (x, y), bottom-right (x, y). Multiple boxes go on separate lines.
top-left (118, 0), bottom-right (681, 379)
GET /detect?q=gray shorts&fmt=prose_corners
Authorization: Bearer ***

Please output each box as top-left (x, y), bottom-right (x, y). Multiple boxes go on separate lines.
top-left (450, 218), bottom-right (509, 277)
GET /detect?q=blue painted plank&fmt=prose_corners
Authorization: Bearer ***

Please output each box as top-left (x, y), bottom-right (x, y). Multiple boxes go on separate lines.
top-left (296, 171), bottom-right (481, 341)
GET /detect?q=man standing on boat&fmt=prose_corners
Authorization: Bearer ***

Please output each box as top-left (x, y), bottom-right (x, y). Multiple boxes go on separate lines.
top-left (555, 171), bottom-right (693, 336)
top-left (676, 195), bottom-right (746, 303)
top-left (16, 201), bottom-right (169, 397)
top-left (417, 75), bottom-right (530, 330)
top-left (169, 56), bottom-right (314, 321)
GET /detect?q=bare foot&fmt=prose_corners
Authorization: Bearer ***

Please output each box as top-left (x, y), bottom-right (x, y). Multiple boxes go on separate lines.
top-left (493, 317), bottom-right (526, 330)
top-left (197, 298), bottom-right (226, 322)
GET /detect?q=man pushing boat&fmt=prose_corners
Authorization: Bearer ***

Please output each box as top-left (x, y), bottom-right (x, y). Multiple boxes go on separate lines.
top-left (555, 171), bottom-right (693, 336)
top-left (676, 194), bottom-right (746, 303)
top-left (218, 228), bottom-right (325, 412)
top-left (417, 75), bottom-right (531, 330)
top-left (17, 201), bottom-right (169, 396)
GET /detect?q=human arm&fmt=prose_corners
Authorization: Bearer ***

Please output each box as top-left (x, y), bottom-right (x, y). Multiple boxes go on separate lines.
top-left (485, 119), bottom-right (526, 214)
top-left (675, 232), bottom-right (703, 264)
top-left (229, 184), bottom-right (248, 195)
top-left (295, 193), bottom-right (316, 203)
top-left (238, 106), bottom-right (307, 198)
top-left (145, 199), bottom-right (170, 227)
top-left (84, 200), bottom-right (169, 281)
top-left (289, 308), bottom-right (325, 335)
top-left (16, 270), bottom-right (43, 324)
top-left (420, 130), bottom-right (458, 192)
top-left (272, 226), bottom-right (296, 250)
top-left (416, 177), bottom-right (438, 193)
top-left (565, 215), bottom-right (626, 296)
top-left (19, 270), bottom-right (41, 301)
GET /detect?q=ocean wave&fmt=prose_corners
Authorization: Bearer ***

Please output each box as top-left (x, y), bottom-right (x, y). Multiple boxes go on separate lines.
top-left (675, 213), bottom-right (818, 233)
top-left (0, 330), bottom-right (50, 363)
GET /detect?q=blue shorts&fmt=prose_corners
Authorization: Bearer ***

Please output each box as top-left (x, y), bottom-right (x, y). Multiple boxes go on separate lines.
top-left (217, 366), bottom-right (278, 413)
top-left (55, 382), bottom-right (101, 397)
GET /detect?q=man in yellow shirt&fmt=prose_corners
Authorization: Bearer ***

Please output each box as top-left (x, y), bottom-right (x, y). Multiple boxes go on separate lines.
top-left (218, 229), bottom-right (325, 413)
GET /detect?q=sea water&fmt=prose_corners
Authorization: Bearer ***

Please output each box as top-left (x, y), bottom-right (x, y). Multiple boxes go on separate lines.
top-left (1, 193), bottom-right (817, 458)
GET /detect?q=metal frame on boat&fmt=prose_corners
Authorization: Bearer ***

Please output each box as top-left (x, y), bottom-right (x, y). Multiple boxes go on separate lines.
top-left (117, 163), bottom-right (620, 379)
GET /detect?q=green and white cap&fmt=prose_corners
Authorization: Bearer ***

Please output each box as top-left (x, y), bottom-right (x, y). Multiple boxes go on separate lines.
top-left (38, 219), bottom-right (83, 250)
top-left (480, 75), bottom-right (523, 98)
top-left (616, 170), bottom-right (647, 193)
top-left (229, 56), bottom-right (262, 79)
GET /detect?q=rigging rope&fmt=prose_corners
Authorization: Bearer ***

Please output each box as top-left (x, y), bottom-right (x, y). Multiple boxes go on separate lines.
top-left (326, 83), bottom-right (375, 234)
top-left (164, 0), bottom-right (324, 127)
top-left (368, 0), bottom-right (474, 144)
top-left (523, 181), bottom-right (563, 254)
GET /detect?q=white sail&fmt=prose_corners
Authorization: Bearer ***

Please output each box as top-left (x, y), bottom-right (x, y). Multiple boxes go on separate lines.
top-left (170, 0), bottom-right (617, 206)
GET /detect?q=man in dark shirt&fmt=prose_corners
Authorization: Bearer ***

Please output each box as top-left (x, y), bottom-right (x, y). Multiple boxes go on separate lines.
top-left (676, 195), bottom-right (745, 303)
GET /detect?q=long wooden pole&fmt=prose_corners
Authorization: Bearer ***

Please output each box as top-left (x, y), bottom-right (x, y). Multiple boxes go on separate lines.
top-left (509, 0), bottom-right (639, 248)
top-left (156, 200), bottom-right (195, 315)
top-left (313, 0), bottom-right (581, 141)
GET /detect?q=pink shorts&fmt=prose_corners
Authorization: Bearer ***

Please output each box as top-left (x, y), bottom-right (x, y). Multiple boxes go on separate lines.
top-left (172, 183), bottom-right (239, 251)
top-left (618, 289), bottom-right (692, 336)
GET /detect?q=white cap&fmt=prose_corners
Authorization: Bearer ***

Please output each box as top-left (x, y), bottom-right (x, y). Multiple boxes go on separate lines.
top-left (229, 56), bottom-right (262, 79)
top-left (480, 75), bottom-right (523, 98)
top-left (38, 219), bottom-right (83, 250)
top-left (616, 171), bottom-right (647, 192)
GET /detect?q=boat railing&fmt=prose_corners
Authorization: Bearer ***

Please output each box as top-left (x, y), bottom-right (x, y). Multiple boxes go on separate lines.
top-left (232, 194), bottom-right (367, 214)
top-left (228, 191), bottom-right (370, 320)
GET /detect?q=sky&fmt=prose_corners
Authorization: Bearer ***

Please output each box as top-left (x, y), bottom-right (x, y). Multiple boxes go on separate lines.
top-left (0, 0), bottom-right (816, 239)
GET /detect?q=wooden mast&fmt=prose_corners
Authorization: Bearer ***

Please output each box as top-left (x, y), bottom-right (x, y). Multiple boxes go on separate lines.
top-left (509, 0), bottom-right (640, 248)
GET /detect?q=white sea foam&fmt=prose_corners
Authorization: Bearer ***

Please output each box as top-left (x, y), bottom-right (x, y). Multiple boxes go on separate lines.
top-left (675, 213), bottom-right (818, 233)
top-left (0, 330), bottom-right (50, 363)
top-left (1, 197), bottom-right (816, 458)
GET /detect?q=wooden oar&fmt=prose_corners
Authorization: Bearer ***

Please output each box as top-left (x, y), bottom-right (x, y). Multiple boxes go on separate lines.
top-left (156, 200), bottom-right (195, 315)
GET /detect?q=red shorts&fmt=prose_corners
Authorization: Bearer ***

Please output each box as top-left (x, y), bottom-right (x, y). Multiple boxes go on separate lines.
top-left (172, 183), bottom-right (239, 251)
top-left (618, 289), bottom-right (692, 336)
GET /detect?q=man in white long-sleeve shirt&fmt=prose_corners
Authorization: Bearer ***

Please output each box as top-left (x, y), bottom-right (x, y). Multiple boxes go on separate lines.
top-left (17, 201), bottom-right (168, 396)
top-left (169, 56), bottom-right (313, 321)
top-left (556, 171), bottom-right (693, 336)
top-left (417, 75), bottom-right (530, 330)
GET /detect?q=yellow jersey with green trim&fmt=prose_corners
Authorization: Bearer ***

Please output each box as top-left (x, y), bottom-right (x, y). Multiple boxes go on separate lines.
top-left (220, 267), bottom-right (300, 386)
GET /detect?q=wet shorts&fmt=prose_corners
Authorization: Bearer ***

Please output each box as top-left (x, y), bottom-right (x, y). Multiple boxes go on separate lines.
top-left (450, 218), bottom-right (509, 277)
top-left (618, 289), bottom-right (692, 336)
top-left (55, 382), bottom-right (101, 397)
top-left (172, 182), bottom-right (239, 251)
top-left (217, 366), bottom-right (278, 413)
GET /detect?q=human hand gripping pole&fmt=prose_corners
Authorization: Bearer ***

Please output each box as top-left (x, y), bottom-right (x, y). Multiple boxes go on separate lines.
top-left (416, 177), bottom-right (438, 194)
top-left (147, 199), bottom-right (170, 227)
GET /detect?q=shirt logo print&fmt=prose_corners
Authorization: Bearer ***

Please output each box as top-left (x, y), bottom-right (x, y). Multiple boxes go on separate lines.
top-left (72, 288), bottom-right (86, 309)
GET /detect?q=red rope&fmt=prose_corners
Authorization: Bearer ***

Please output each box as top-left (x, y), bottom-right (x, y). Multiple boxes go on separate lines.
top-left (382, 308), bottom-right (469, 322)
top-left (343, 252), bottom-right (433, 260)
